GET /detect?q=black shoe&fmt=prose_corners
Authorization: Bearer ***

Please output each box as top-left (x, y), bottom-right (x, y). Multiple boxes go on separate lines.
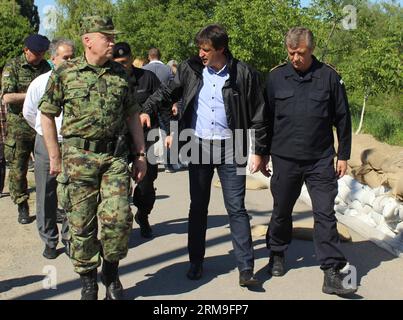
top-left (17, 201), bottom-right (32, 224)
top-left (62, 239), bottom-right (71, 257)
top-left (186, 263), bottom-right (203, 280)
top-left (239, 269), bottom-right (260, 287)
top-left (134, 211), bottom-right (153, 238)
top-left (322, 267), bottom-right (357, 295)
top-left (101, 260), bottom-right (124, 300)
top-left (80, 269), bottom-right (98, 300)
top-left (268, 252), bottom-right (285, 277)
top-left (43, 245), bottom-right (58, 259)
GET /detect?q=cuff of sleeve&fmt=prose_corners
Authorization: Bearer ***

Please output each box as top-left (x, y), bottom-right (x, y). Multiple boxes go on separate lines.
top-left (39, 102), bottom-right (61, 117)
top-left (128, 102), bottom-right (141, 116)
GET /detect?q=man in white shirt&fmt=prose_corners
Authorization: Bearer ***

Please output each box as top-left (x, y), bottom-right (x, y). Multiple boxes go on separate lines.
top-left (23, 38), bottom-right (75, 259)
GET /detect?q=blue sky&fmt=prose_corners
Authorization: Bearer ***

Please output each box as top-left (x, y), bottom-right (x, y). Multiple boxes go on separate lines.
top-left (36, 0), bottom-right (401, 34)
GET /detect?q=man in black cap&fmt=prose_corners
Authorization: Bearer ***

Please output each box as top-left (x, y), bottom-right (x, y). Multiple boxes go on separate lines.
top-left (112, 42), bottom-right (163, 239)
top-left (1, 34), bottom-right (51, 224)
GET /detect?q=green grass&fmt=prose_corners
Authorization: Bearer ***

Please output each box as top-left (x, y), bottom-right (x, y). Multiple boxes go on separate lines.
top-left (349, 92), bottom-right (403, 146)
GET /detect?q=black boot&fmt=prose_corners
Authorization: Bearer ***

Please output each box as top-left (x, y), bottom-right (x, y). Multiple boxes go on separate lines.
top-left (268, 251), bottom-right (285, 277)
top-left (322, 267), bottom-right (357, 295)
top-left (79, 269), bottom-right (98, 300)
top-left (17, 201), bottom-right (31, 224)
top-left (101, 260), bottom-right (124, 300)
top-left (134, 211), bottom-right (153, 238)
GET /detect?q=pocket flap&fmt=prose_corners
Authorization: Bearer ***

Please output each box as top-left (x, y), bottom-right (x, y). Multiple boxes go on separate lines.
top-left (275, 90), bottom-right (294, 99)
top-left (309, 92), bottom-right (329, 101)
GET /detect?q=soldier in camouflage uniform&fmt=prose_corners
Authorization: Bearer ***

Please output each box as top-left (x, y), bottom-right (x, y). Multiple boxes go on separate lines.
top-left (1, 34), bottom-right (50, 224)
top-left (39, 16), bottom-right (147, 300)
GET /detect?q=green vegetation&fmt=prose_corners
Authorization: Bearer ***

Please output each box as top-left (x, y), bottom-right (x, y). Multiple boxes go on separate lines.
top-left (1, 0), bottom-right (401, 145)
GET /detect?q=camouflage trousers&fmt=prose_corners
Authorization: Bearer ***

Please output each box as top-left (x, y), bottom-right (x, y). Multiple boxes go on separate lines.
top-left (57, 145), bottom-right (133, 274)
top-left (4, 135), bottom-right (35, 204)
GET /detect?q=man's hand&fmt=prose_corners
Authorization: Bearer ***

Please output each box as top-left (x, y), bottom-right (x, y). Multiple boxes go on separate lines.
top-left (132, 156), bottom-right (147, 183)
top-left (139, 113), bottom-right (151, 128)
top-left (249, 154), bottom-right (265, 174)
top-left (259, 155), bottom-right (271, 177)
top-left (49, 156), bottom-right (61, 176)
top-left (172, 103), bottom-right (178, 116)
top-left (336, 159), bottom-right (348, 178)
top-left (165, 135), bottom-right (173, 149)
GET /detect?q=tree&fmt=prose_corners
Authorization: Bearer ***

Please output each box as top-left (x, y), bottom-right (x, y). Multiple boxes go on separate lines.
top-left (114, 0), bottom-right (217, 62)
top-left (16, 0), bottom-right (40, 32)
top-left (0, 0), bottom-right (33, 68)
top-left (213, 0), bottom-right (307, 72)
top-left (52, 0), bottom-right (115, 54)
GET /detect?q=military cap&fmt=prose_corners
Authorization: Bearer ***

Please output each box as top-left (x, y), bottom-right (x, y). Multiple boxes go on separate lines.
top-left (113, 42), bottom-right (132, 58)
top-left (24, 34), bottom-right (50, 53)
top-left (79, 16), bottom-right (121, 36)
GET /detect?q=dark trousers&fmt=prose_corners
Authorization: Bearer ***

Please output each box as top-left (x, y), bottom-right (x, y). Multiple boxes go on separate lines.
top-left (188, 139), bottom-right (254, 272)
top-left (266, 153), bottom-right (346, 269)
top-left (0, 143), bottom-right (5, 193)
top-left (132, 161), bottom-right (158, 215)
top-left (34, 134), bottom-right (69, 248)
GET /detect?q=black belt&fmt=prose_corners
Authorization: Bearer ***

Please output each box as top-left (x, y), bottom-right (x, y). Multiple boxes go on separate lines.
top-left (64, 137), bottom-right (116, 154)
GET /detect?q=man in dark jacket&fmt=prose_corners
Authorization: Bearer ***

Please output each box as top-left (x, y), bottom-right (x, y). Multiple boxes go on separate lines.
top-left (261, 27), bottom-right (356, 295)
top-left (113, 42), bottom-right (161, 239)
top-left (143, 24), bottom-right (268, 287)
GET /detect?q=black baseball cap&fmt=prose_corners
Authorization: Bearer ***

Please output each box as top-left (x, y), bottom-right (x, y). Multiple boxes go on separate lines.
top-left (113, 42), bottom-right (132, 58)
top-left (24, 34), bottom-right (50, 53)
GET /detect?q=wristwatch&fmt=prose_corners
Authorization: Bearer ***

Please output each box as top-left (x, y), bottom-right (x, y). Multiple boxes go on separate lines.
top-left (135, 152), bottom-right (147, 158)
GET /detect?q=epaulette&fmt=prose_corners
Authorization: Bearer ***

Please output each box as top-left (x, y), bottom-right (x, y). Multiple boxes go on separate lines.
top-left (270, 62), bottom-right (287, 72)
top-left (324, 62), bottom-right (339, 74)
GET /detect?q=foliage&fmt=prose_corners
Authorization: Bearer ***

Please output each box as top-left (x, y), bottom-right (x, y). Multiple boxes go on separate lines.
top-left (0, 0), bottom-right (33, 68)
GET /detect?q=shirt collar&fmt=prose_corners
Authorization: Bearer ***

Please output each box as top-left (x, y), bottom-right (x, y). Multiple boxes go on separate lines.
top-left (206, 64), bottom-right (228, 76)
top-left (77, 55), bottom-right (112, 73)
top-left (148, 60), bottom-right (164, 65)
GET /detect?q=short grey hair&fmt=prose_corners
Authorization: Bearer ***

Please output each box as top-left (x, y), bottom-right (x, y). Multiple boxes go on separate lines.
top-left (49, 38), bottom-right (75, 58)
top-left (285, 27), bottom-right (315, 49)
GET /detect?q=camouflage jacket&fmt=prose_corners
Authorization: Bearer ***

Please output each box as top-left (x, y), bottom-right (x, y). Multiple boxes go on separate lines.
top-left (39, 55), bottom-right (140, 141)
top-left (1, 53), bottom-right (51, 114)
top-left (1, 53), bottom-right (50, 140)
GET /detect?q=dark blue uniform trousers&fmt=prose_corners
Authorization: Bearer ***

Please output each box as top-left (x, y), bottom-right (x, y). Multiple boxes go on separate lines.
top-left (266, 153), bottom-right (347, 269)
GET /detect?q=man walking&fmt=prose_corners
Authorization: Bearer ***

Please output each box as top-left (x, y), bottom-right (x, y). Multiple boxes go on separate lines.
top-left (262, 27), bottom-right (356, 295)
top-left (39, 16), bottom-right (146, 300)
top-left (113, 42), bottom-right (162, 239)
top-left (1, 34), bottom-right (51, 223)
top-left (144, 24), bottom-right (268, 287)
top-left (23, 38), bottom-right (75, 259)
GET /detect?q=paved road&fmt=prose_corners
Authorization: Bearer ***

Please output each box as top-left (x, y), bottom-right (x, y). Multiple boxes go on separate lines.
top-left (0, 168), bottom-right (402, 300)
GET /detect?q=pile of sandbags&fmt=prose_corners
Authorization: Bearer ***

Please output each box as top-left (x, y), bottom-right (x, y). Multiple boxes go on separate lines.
top-left (347, 134), bottom-right (403, 201)
top-left (335, 176), bottom-right (403, 235)
top-left (299, 175), bottom-right (403, 257)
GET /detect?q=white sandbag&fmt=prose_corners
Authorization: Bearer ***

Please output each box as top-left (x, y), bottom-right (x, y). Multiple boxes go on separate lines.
top-left (383, 198), bottom-right (400, 220)
top-left (337, 184), bottom-right (351, 204)
top-left (350, 200), bottom-right (364, 212)
top-left (373, 195), bottom-right (391, 214)
top-left (335, 204), bottom-right (348, 214)
top-left (345, 208), bottom-right (359, 217)
top-left (369, 211), bottom-right (385, 226)
top-left (350, 188), bottom-right (376, 206)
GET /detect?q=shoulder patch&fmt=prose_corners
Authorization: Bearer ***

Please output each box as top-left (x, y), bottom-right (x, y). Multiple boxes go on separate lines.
top-left (270, 62), bottom-right (287, 72)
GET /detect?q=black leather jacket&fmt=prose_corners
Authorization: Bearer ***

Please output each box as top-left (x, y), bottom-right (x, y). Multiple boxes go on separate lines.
top-left (143, 53), bottom-right (269, 159)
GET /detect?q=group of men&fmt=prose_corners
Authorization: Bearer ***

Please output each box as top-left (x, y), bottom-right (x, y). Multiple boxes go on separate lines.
top-left (0, 15), bottom-right (357, 300)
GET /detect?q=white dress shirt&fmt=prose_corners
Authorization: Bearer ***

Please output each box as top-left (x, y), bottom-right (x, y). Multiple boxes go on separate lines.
top-left (23, 70), bottom-right (63, 142)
